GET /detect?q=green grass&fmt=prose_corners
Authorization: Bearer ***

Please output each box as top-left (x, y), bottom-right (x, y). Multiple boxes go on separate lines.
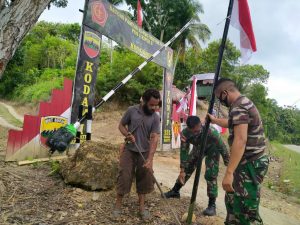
top-left (270, 142), bottom-right (300, 200)
top-left (0, 104), bottom-right (23, 127)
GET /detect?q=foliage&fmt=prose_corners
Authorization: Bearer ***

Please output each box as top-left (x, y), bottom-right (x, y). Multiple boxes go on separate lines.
top-left (0, 14), bottom-right (299, 146)
top-left (123, 0), bottom-right (211, 62)
top-left (270, 142), bottom-right (300, 200)
top-left (174, 39), bottom-right (300, 145)
top-left (48, 160), bottom-right (61, 176)
top-left (0, 21), bottom-right (163, 105)
top-left (0, 22), bottom-right (78, 101)
top-left (96, 46), bottom-right (163, 104)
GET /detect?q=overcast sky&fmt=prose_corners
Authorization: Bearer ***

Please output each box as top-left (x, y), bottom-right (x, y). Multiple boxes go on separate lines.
top-left (39, 0), bottom-right (300, 109)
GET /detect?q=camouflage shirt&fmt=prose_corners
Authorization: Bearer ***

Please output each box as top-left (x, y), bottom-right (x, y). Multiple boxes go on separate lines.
top-left (180, 126), bottom-right (228, 168)
top-left (228, 95), bottom-right (266, 163)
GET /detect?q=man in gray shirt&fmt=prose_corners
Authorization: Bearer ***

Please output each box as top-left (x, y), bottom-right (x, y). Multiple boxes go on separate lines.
top-left (113, 89), bottom-right (160, 220)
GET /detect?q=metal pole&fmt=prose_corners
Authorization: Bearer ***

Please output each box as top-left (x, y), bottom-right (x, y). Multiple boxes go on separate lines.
top-left (133, 142), bottom-right (182, 225)
top-left (186, 0), bottom-right (235, 223)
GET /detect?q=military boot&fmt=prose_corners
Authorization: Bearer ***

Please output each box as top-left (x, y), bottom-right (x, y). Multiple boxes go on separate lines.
top-left (163, 181), bottom-right (183, 199)
top-left (203, 197), bottom-right (216, 216)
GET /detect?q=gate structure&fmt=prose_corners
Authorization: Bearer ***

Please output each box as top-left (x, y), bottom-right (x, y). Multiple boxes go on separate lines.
top-left (6, 0), bottom-right (175, 161)
top-left (72, 0), bottom-right (174, 150)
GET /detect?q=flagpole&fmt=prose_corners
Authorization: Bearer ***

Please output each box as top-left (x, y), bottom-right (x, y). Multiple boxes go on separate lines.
top-left (186, 0), bottom-right (235, 223)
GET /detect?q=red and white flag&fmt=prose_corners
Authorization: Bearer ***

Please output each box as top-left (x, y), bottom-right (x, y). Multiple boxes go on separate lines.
top-left (231, 0), bottom-right (256, 63)
top-left (137, 0), bottom-right (143, 27)
top-left (189, 76), bottom-right (197, 116)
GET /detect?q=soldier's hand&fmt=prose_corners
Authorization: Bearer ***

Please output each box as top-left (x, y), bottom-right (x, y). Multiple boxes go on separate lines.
top-left (178, 171), bottom-right (186, 185)
top-left (224, 159), bottom-right (229, 166)
top-left (207, 114), bottom-right (217, 124)
top-left (180, 133), bottom-right (187, 143)
top-left (222, 171), bottom-right (234, 192)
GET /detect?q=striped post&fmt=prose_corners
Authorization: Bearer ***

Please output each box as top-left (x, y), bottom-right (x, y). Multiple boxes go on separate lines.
top-left (76, 105), bottom-right (83, 146)
top-left (73, 20), bottom-right (194, 129)
top-left (86, 105), bottom-right (93, 140)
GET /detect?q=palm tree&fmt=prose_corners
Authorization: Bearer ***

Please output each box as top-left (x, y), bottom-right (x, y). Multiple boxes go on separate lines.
top-left (122, 0), bottom-right (211, 64)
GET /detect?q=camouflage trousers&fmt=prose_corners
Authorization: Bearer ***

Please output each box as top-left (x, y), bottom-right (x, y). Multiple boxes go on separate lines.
top-left (225, 155), bottom-right (269, 225)
top-left (183, 146), bottom-right (221, 198)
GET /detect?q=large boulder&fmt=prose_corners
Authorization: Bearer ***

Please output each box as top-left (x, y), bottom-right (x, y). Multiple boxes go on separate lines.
top-left (60, 141), bottom-right (119, 191)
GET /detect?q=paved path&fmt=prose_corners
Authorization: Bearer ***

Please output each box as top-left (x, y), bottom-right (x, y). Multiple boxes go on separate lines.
top-left (0, 101), bottom-right (23, 122)
top-left (284, 145), bottom-right (300, 154)
top-left (0, 101), bottom-right (22, 130)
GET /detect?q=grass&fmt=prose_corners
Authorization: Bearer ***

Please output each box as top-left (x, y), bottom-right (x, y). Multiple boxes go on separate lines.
top-left (0, 104), bottom-right (23, 127)
top-left (270, 142), bottom-right (300, 201)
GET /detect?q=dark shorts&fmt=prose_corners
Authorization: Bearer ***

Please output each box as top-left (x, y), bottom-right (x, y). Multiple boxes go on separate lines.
top-left (117, 149), bottom-right (154, 195)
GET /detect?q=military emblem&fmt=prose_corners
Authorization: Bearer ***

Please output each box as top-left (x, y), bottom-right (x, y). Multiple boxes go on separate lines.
top-left (83, 31), bottom-right (101, 58)
top-left (91, 1), bottom-right (108, 27)
top-left (40, 116), bottom-right (68, 138)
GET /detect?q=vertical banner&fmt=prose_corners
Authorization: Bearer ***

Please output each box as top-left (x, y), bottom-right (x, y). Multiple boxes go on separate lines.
top-left (71, 24), bottom-right (102, 141)
top-left (161, 68), bottom-right (173, 150)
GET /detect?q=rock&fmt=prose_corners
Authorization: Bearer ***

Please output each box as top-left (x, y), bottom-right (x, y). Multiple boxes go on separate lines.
top-left (60, 141), bottom-right (119, 191)
top-left (92, 192), bottom-right (100, 201)
top-left (75, 188), bottom-right (84, 193)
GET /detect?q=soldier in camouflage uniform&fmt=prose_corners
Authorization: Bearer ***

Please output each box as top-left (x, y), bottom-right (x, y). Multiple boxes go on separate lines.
top-left (208, 78), bottom-right (269, 225)
top-left (164, 116), bottom-right (230, 216)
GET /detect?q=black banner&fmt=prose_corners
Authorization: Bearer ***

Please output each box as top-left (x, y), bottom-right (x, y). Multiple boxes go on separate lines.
top-left (71, 25), bottom-right (102, 138)
top-left (161, 68), bottom-right (174, 146)
top-left (70, 0), bottom-right (174, 148)
top-left (83, 0), bottom-right (173, 71)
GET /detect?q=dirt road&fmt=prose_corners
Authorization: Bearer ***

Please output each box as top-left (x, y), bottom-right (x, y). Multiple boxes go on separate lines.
top-left (284, 144), bottom-right (300, 154)
top-left (153, 154), bottom-right (300, 225)
top-left (1, 102), bottom-right (300, 225)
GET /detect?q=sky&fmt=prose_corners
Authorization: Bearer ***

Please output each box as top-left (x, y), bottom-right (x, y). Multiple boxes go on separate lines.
top-left (39, 0), bottom-right (300, 109)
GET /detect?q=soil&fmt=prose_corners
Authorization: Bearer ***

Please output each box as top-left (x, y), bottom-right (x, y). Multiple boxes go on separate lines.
top-left (0, 157), bottom-right (224, 225)
top-left (0, 102), bottom-right (300, 225)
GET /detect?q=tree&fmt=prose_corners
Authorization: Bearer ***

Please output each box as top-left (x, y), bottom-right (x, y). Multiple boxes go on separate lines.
top-left (197, 39), bottom-right (241, 76)
top-left (122, 0), bottom-right (210, 61)
top-left (231, 64), bottom-right (269, 93)
top-left (0, 21), bottom-right (78, 100)
top-left (0, 0), bottom-right (68, 77)
top-left (96, 45), bottom-right (163, 104)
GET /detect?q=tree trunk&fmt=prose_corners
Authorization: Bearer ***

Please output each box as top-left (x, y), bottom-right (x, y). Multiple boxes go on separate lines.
top-left (0, 0), bottom-right (52, 77)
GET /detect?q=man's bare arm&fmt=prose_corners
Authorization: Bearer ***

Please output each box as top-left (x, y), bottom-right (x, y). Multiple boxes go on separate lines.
top-left (119, 122), bottom-right (135, 142)
top-left (227, 124), bottom-right (248, 174)
top-left (143, 133), bottom-right (159, 170)
top-left (148, 133), bottom-right (159, 159)
top-left (222, 123), bottom-right (248, 192)
top-left (118, 122), bottom-right (128, 137)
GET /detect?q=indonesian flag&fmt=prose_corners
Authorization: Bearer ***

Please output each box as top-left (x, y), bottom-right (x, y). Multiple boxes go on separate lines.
top-left (176, 88), bottom-right (190, 113)
top-left (189, 76), bottom-right (197, 116)
top-left (231, 0), bottom-right (256, 63)
top-left (176, 97), bottom-right (188, 113)
top-left (137, 0), bottom-right (143, 27)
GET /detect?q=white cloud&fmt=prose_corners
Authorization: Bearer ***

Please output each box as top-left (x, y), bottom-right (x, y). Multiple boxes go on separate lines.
top-left (200, 0), bottom-right (300, 109)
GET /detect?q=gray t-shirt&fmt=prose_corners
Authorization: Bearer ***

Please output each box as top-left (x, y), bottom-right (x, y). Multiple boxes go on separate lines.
top-left (121, 105), bottom-right (160, 152)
